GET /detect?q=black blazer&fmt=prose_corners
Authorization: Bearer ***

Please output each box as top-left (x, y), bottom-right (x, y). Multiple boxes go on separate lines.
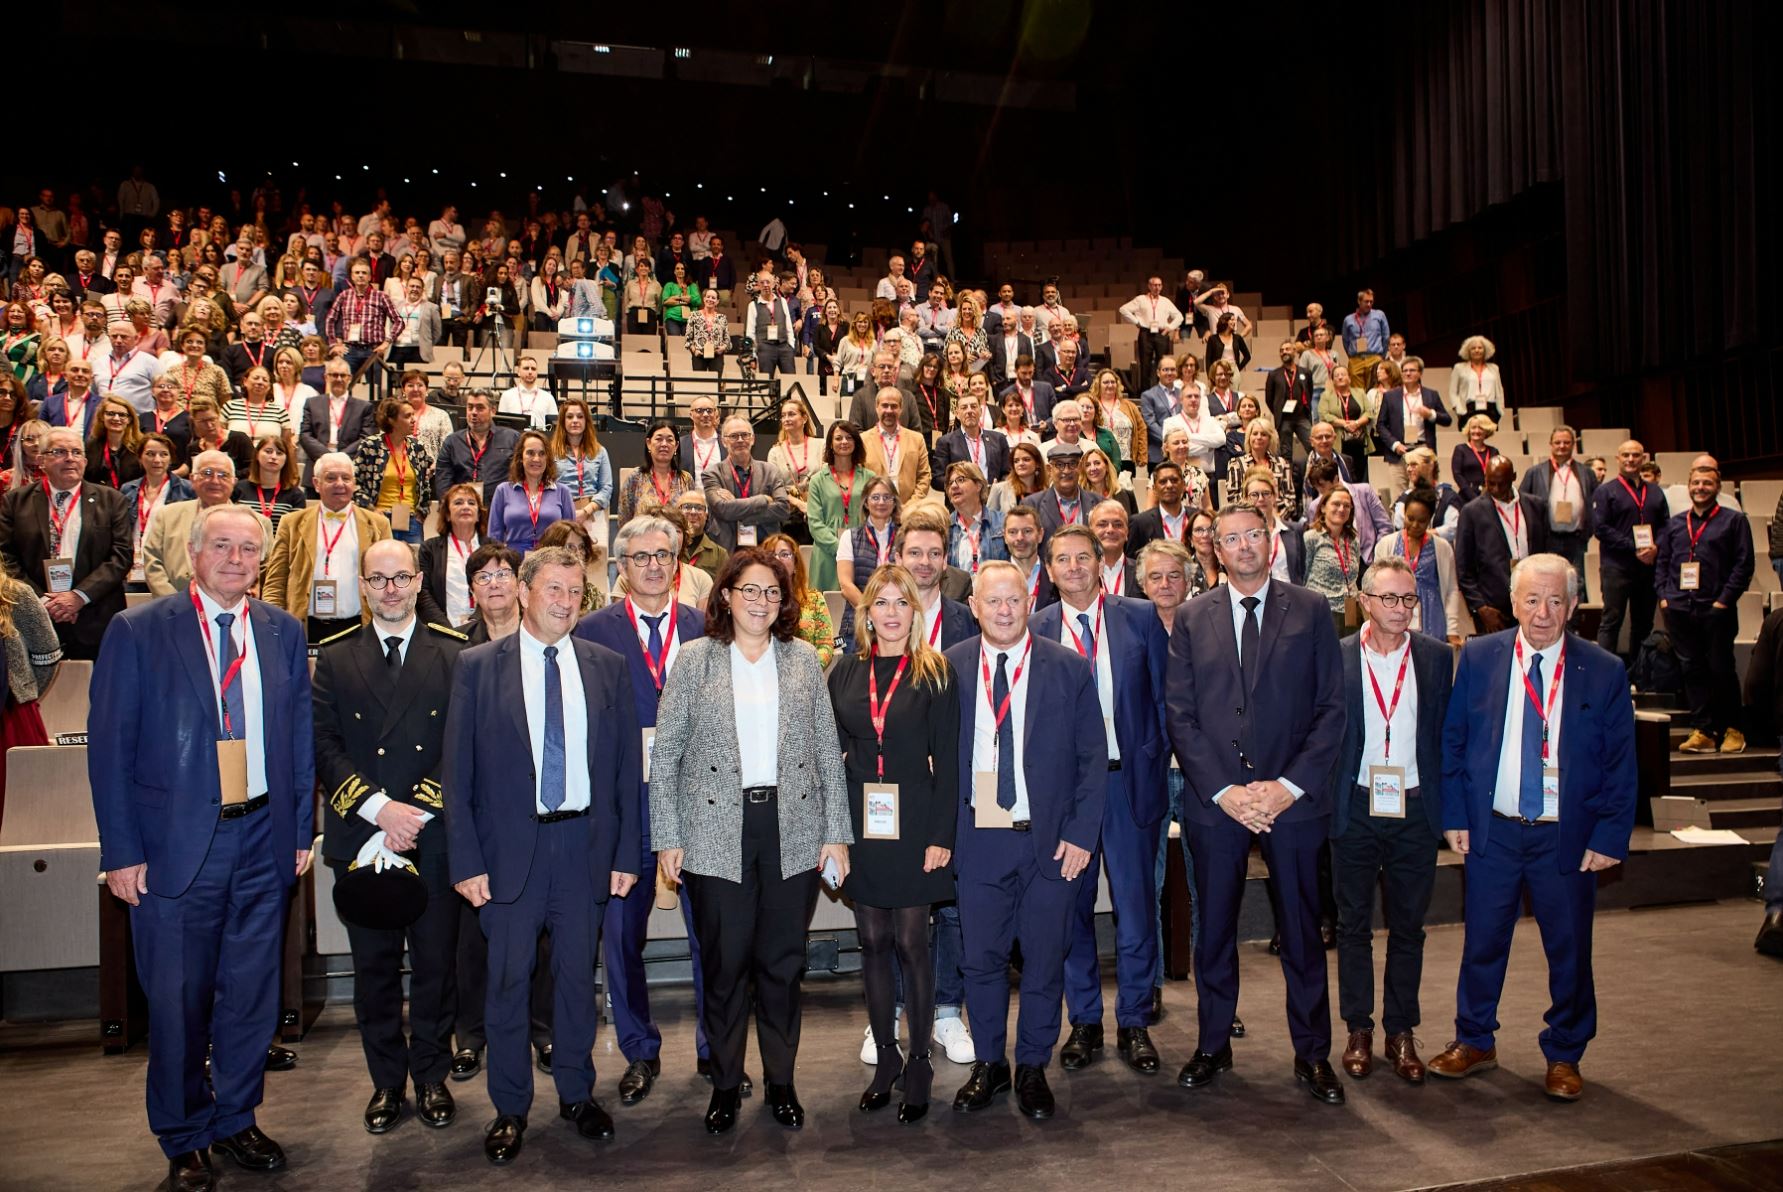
top-left (298, 394), bottom-right (378, 482)
top-left (1327, 630), bottom-right (1453, 840)
top-left (414, 532), bottom-right (466, 627)
top-left (1265, 365), bottom-right (1316, 425)
top-left (1454, 493), bottom-right (1552, 618)
top-left (932, 428), bottom-right (1011, 491)
top-left (0, 481), bottom-right (133, 654)
top-left (988, 331), bottom-right (1036, 386)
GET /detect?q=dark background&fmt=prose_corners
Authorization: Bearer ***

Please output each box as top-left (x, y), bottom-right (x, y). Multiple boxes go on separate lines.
top-left (20, 0), bottom-right (1778, 471)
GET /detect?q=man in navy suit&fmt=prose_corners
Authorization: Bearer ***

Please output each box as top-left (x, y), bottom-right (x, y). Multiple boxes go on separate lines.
top-left (930, 388), bottom-right (1010, 490)
top-left (1138, 356), bottom-right (1187, 467)
top-left (571, 517), bottom-right (719, 1104)
top-left (1033, 528), bottom-right (1171, 1077)
top-left (1373, 357), bottom-right (1452, 493)
top-left (1328, 557), bottom-right (1454, 1084)
top-left (1166, 500), bottom-right (1349, 1104)
top-left (445, 546), bottom-right (642, 1164)
top-left (1429, 554), bottom-right (1636, 1101)
top-left (90, 504), bottom-right (315, 1192)
top-left (1456, 457), bottom-right (1552, 634)
top-left (946, 561), bottom-right (1106, 1120)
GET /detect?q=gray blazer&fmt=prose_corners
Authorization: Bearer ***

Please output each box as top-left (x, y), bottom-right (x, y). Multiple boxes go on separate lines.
top-left (649, 636), bottom-right (852, 882)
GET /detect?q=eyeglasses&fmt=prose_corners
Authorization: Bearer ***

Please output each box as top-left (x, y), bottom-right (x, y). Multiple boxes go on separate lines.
top-left (364, 572), bottom-right (417, 590)
top-left (723, 431), bottom-right (752, 441)
top-left (1363, 592), bottom-right (1420, 608)
top-left (194, 467), bottom-right (234, 481)
top-left (1217, 528), bottom-right (1268, 548)
top-left (731, 584), bottom-right (783, 604)
top-left (622, 549), bottom-right (674, 568)
top-left (42, 447), bottom-right (85, 459)
top-left (472, 568), bottom-right (515, 586)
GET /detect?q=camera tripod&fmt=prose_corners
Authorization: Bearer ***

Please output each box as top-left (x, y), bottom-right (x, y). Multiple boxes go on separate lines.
top-left (469, 305), bottom-right (517, 389)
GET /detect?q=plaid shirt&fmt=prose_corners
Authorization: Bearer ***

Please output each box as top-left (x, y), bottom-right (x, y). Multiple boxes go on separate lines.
top-left (324, 284), bottom-right (403, 346)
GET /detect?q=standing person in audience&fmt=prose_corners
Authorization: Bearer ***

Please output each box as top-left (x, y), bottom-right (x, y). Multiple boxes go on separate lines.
top-left (805, 420), bottom-right (872, 592)
top-left (120, 434), bottom-right (190, 586)
top-left (487, 431), bottom-right (575, 556)
top-left (1203, 313), bottom-right (1250, 377)
top-left (675, 491), bottom-right (730, 585)
top-left (1374, 356), bottom-right (1449, 498)
top-left (1001, 504), bottom-right (1056, 612)
top-left (1590, 442), bottom-right (1667, 667)
top-left (896, 505), bottom-right (980, 653)
top-left (1304, 420), bottom-right (1355, 485)
top-left (1266, 341), bottom-right (1316, 464)
top-left (1022, 439), bottom-right (1088, 545)
top-left (1657, 463), bottom-right (1754, 755)
top-left (419, 483), bottom-right (485, 628)
top-left (1186, 509), bottom-right (1222, 596)
top-left (650, 547), bottom-right (852, 1135)
top-left (1233, 468), bottom-right (1305, 585)
top-left (234, 435), bottom-right (305, 534)
top-left (1086, 499), bottom-right (1138, 594)
top-left (1374, 489), bottom-right (1468, 645)
top-left (1305, 459), bottom-right (1391, 566)
top-left (835, 476), bottom-right (901, 642)
top-left (1449, 335), bottom-right (1506, 423)
top-left (846, 350), bottom-right (923, 435)
top-left (702, 416), bottom-right (790, 552)
top-left (1450, 415), bottom-right (1500, 504)
top-left (263, 452), bottom-right (391, 641)
top-left (90, 503), bottom-right (313, 1192)
top-left (299, 358), bottom-right (378, 485)
top-left (0, 557), bottom-right (59, 813)
top-left (620, 420), bottom-right (694, 526)
top-left (1432, 555), bottom-right (1636, 1103)
top-left (181, 399), bottom-right (255, 480)
top-left (767, 399), bottom-right (821, 521)
top-left (1520, 425), bottom-right (1597, 600)
top-left (1342, 289), bottom-right (1390, 394)
top-left (84, 395), bottom-right (146, 489)
top-left (1128, 462), bottom-right (1205, 557)
top-left (1167, 500), bottom-right (1348, 1105)
top-left (550, 397), bottom-right (614, 532)
top-left (1393, 447), bottom-right (1464, 541)
top-left (444, 546), bottom-right (641, 1163)
top-left (933, 386), bottom-right (1009, 491)
top-left (351, 398), bottom-right (434, 547)
top-left (313, 538), bottom-right (469, 1137)
top-left (943, 462), bottom-right (1005, 575)
top-left (762, 534), bottom-right (834, 666)
top-left (1035, 525), bottom-right (1170, 1078)
top-left (1162, 398), bottom-right (1227, 487)
top-left (749, 271), bottom-right (797, 380)
top-left (679, 395), bottom-right (723, 481)
top-left (988, 440), bottom-right (1045, 516)
top-left (1329, 557), bottom-right (1453, 1084)
top-left (1317, 360), bottom-right (1374, 486)
top-left (684, 289), bottom-right (732, 376)
top-left (1303, 487), bottom-right (1363, 636)
top-left (1457, 457), bottom-right (1550, 635)
top-left (325, 259), bottom-right (402, 399)
top-left (433, 389), bottom-right (518, 503)
top-left (1225, 419), bottom-right (1298, 518)
top-left (403, 370), bottom-right (454, 462)
top-left (1140, 355), bottom-right (1187, 467)
top-left (862, 387), bottom-right (931, 505)
top-left (1120, 276), bottom-right (1183, 394)
top-left (997, 355), bottom-right (1056, 439)
top-left (142, 448), bottom-right (268, 597)
top-left (496, 356), bottom-right (556, 431)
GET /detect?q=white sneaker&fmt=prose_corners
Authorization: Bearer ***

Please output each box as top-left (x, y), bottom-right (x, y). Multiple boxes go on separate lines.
top-left (933, 1015), bottom-right (976, 1064)
top-left (860, 1015), bottom-right (900, 1064)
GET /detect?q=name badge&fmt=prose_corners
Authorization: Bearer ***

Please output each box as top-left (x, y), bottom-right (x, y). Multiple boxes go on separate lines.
top-left (701, 342), bottom-right (715, 359)
top-left (216, 737), bottom-right (249, 805)
top-left (736, 525), bottom-right (758, 547)
top-left (390, 503), bottom-right (412, 532)
top-left (311, 579), bottom-right (338, 617)
top-left (641, 727), bottom-right (655, 783)
top-left (1555, 500), bottom-right (1574, 524)
top-left (1540, 767), bottom-right (1560, 822)
top-left (1282, 399), bottom-right (1298, 415)
top-left (636, 309), bottom-right (648, 327)
top-left (863, 783), bottom-right (899, 840)
top-left (1632, 524), bottom-right (1655, 551)
top-left (1368, 765), bottom-right (1406, 818)
top-left (767, 322), bottom-right (780, 342)
top-left (44, 557), bottom-right (75, 594)
top-left (347, 321), bottom-right (364, 342)
top-left (1679, 561), bottom-right (1701, 591)
top-left (128, 564), bottom-right (145, 585)
top-left (972, 771), bottom-right (1016, 829)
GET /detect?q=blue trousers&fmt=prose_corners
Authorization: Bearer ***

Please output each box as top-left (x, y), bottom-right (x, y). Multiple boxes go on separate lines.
top-left (1064, 771), bottom-right (1163, 1028)
top-left (602, 848), bottom-right (709, 1062)
top-left (1454, 818), bottom-right (1598, 1064)
top-left (1153, 768), bottom-right (1199, 987)
top-left (131, 808), bottom-right (288, 1157)
top-left (956, 827), bottom-right (1076, 1067)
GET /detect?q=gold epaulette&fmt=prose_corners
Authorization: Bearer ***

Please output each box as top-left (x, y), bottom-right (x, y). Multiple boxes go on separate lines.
top-left (318, 624), bottom-right (361, 646)
top-left (426, 622), bottom-right (469, 640)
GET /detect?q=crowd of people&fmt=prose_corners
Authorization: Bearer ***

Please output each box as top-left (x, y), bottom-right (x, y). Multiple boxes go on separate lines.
top-left (0, 180), bottom-right (1776, 1189)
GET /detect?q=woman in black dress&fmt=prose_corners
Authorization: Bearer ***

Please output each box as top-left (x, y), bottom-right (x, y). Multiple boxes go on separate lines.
top-left (827, 564), bottom-right (960, 1123)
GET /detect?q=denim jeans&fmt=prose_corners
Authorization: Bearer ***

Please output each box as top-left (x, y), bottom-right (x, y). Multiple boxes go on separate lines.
top-left (1153, 767), bottom-right (1197, 988)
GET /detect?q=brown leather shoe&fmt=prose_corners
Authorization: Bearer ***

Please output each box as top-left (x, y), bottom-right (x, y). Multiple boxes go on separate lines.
top-left (1385, 1032), bottom-right (1425, 1084)
top-left (1427, 1042), bottom-right (1497, 1079)
top-left (1544, 1061), bottom-right (1583, 1101)
top-left (1341, 1029), bottom-right (1373, 1077)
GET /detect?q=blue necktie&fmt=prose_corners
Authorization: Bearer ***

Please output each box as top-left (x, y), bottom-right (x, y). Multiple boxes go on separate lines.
top-left (994, 652), bottom-right (1016, 810)
top-left (215, 612), bottom-right (245, 740)
top-left (541, 645), bottom-right (567, 812)
top-left (644, 612), bottom-right (665, 662)
top-left (1077, 612), bottom-right (1096, 661)
top-left (1519, 652), bottom-right (1546, 820)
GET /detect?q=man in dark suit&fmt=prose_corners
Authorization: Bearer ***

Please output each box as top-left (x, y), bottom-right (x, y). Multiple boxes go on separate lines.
top-left (1373, 357), bottom-right (1452, 488)
top-left (1088, 500), bottom-right (1140, 597)
top-left (1033, 528), bottom-right (1171, 1077)
top-left (221, 313), bottom-right (278, 389)
top-left (946, 561), bottom-right (1106, 1120)
top-left (445, 546), bottom-right (642, 1164)
top-left (846, 350), bottom-right (924, 433)
top-left (996, 356), bottom-right (1056, 437)
top-left (653, 232), bottom-right (690, 289)
top-left (1265, 341), bottom-right (1316, 463)
top-left (1430, 553), bottom-right (1637, 1101)
top-left (1004, 505), bottom-right (1058, 612)
top-left (434, 253), bottom-right (478, 348)
top-left (1328, 557), bottom-right (1454, 1084)
top-left (1127, 463), bottom-right (1196, 557)
top-left (314, 539), bottom-right (470, 1136)
top-left (1021, 439), bottom-right (1088, 547)
top-left (988, 321), bottom-right (1035, 389)
top-left (1138, 357), bottom-right (1186, 467)
top-left (90, 503), bottom-right (315, 1192)
top-left (1456, 456), bottom-right (1551, 634)
top-left (299, 360), bottom-right (379, 485)
top-left (1044, 340), bottom-right (1090, 401)
top-left (0, 426), bottom-right (132, 660)
top-left (931, 388), bottom-right (1010, 490)
top-left (1166, 500), bottom-right (1348, 1104)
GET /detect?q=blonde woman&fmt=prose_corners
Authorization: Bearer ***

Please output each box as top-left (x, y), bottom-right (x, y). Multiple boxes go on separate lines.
top-left (832, 310), bottom-right (877, 397)
top-left (767, 398), bottom-right (821, 506)
top-left (1224, 416), bottom-right (1298, 517)
top-left (944, 294), bottom-right (990, 372)
top-left (1089, 368), bottom-right (1143, 475)
top-left (1449, 335), bottom-right (1505, 422)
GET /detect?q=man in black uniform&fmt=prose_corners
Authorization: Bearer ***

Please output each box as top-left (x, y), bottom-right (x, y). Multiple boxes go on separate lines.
top-left (313, 538), bottom-right (470, 1135)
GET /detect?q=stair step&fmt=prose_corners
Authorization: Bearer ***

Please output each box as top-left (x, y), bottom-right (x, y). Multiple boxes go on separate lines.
top-left (1707, 798), bottom-right (1783, 829)
top-left (1674, 748), bottom-right (1780, 776)
top-left (1671, 772), bottom-right (1783, 800)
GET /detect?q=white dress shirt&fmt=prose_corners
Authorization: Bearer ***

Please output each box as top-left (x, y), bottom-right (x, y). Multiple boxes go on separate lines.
top-left (1057, 596), bottom-right (1119, 762)
top-left (520, 628), bottom-right (591, 813)
top-left (629, 598), bottom-right (682, 677)
top-left (1268, 526), bottom-right (1292, 583)
top-left (313, 507), bottom-right (363, 618)
top-left (499, 385), bottom-right (558, 429)
top-left (194, 585), bottom-right (268, 801)
top-left (1355, 631), bottom-right (1420, 788)
top-left (356, 616), bottom-right (418, 824)
top-left (730, 642), bottom-right (780, 788)
top-left (443, 533), bottom-right (479, 626)
top-left (45, 481), bottom-right (83, 563)
top-left (972, 632), bottom-right (1032, 820)
top-left (1492, 631), bottom-right (1566, 819)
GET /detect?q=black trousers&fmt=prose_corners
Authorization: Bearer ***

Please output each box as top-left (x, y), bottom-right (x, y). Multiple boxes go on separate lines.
top-left (682, 798), bottom-right (820, 1090)
top-left (1667, 604), bottom-right (1739, 734)
top-left (453, 899), bottom-right (552, 1054)
top-left (332, 847), bottom-right (458, 1089)
top-left (1136, 330), bottom-right (1173, 391)
top-left (1331, 788), bottom-right (1439, 1037)
top-left (1597, 560), bottom-right (1656, 663)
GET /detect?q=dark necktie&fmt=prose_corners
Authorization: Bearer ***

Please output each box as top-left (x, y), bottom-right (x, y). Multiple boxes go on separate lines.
top-left (215, 612), bottom-right (245, 739)
top-left (1077, 612), bottom-right (1096, 661)
top-left (541, 644), bottom-right (567, 812)
top-left (994, 651), bottom-right (1016, 810)
top-left (385, 635), bottom-right (403, 687)
top-left (1519, 652), bottom-right (1546, 820)
top-left (1239, 595), bottom-right (1261, 695)
top-left (51, 488), bottom-right (71, 554)
top-left (643, 612), bottom-right (665, 661)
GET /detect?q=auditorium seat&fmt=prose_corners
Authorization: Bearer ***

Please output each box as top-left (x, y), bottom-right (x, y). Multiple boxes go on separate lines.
top-left (37, 660), bottom-right (93, 741)
top-left (0, 746), bottom-right (101, 972)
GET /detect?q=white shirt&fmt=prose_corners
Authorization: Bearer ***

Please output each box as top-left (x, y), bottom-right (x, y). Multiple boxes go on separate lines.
top-left (313, 506), bottom-right (362, 618)
top-left (520, 628), bottom-right (591, 813)
top-left (1355, 631), bottom-right (1420, 788)
top-left (1492, 495), bottom-right (1529, 560)
top-left (1493, 631), bottom-right (1566, 819)
top-left (1057, 597), bottom-right (1119, 761)
top-left (499, 385), bottom-right (557, 429)
top-left (1099, 560), bottom-right (1128, 597)
top-left (443, 533), bottom-right (479, 626)
top-left (356, 616), bottom-right (419, 824)
top-left (45, 481), bottom-right (83, 562)
top-left (1401, 386), bottom-right (1428, 446)
top-left (972, 632), bottom-right (1032, 820)
top-left (730, 642), bottom-right (780, 788)
top-left (629, 597), bottom-right (682, 678)
top-left (1268, 526), bottom-right (1292, 583)
top-left (194, 585), bottom-right (268, 802)
top-left (1222, 579), bottom-right (1303, 802)
top-left (1119, 293), bottom-right (1184, 333)
top-left (688, 432), bottom-right (722, 477)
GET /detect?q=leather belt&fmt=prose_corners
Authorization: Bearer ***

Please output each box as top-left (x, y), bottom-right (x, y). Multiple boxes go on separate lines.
top-left (535, 807), bottom-right (590, 824)
top-left (744, 785), bottom-right (777, 804)
top-left (1492, 810), bottom-right (1551, 827)
top-left (220, 794), bottom-right (269, 820)
top-left (1107, 760), bottom-right (1122, 772)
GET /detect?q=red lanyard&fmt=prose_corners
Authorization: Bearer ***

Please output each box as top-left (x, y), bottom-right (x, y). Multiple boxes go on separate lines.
top-left (43, 479), bottom-right (76, 552)
top-left (1685, 504), bottom-right (1719, 559)
top-left (1470, 446), bottom-right (1490, 478)
top-left (966, 433), bottom-right (984, 469)
top-left (1495, 499), bottom-right (1522, 549)
top-left (467, 431), bottom-right (490, 470)
top-left (190, 584), bottom-right (248, 738)
top-left (1551, 461), bottom-right (1573, 500)
top-left (980, 636), bottom-right (1033, 738)
top-left (871, 523), bottom-right (894, 566)
top-left (1102, 563), bottom-right (1125, 596)
top-left (181, 365), bottom-right (200, 404)
top-left (624, 596), bottom-right (680, 692)
top-left (880, 430), bottom-right (900, 473)
top-left (1064, 595), bottom-right (1105, 661)
top-left (1515, 636), bottom-right (1565, 760)
top-left (1162, 509), bottom-right (1185, 541)
top-left (65, 391), bottom-right (87, 430)
top-left (1018, 384), bottom-right (1034, 417)
top-left (523, 483), bottom-right (546, 528)
top-left (831, 466), bottom-right (855, 521)
top-left (136, 476), bottom-right (166, 536)
top-left (730, 464), bottom-right (751, 499)
top-left (694, 439), bottom-right (719, 474)
top-left (866, 646), bottom-right (911, 780)
top-left (242, 341), bottom-right (266, 371)
top-left (1059, 495), bottom-right (1081, 524)
top-left (924, 601), bottom-right (946, 648)
top-left (386, 436), bottom-right (409, 499)
top-left (1359, 623), bottom-right (1412, 760)
top-left (649, 468), bottom-right (677, 507)
top-left (319, 511), bottom-right (350, 575)
top-left (244, 396), bottom-right (271, 440)
top-left (1334, 536), bottom-right (1351, 580)
top-left (917, 385), bottom-right (939, 427)
top-left (957, 514), bottom-right (982, 572)
top-left (1400, 533), bottom-right (1424, 572)
top-left (103, 444), bottom-right (121, 489)
top-left (1473, 363), bottom-right (1487, 394)
top-left (1615, 475), bottom-right (1648, 513)
top-left (1026, 563), bottom-right (1042, 610)
top-left (254, 485), bottom-right (277, 518)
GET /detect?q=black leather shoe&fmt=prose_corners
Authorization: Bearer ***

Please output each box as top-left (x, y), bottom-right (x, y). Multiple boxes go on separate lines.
top-left (705, 1087), bottom-right (741, 1135)
top-left (1117, 1026), bottom-right (1161, 1074)
top-left (449, 1048), bottom-right (481, 1081)
top-left (560, 1100), bottom-right (615, 1141)
top-left (363, 1087), bottom-right (405, 1134)
top-left (1148, 986), bottom-right (1166, 1024)
top-left (1295, 1058), bottom-right (1347, 1104)
top-left (618, 1058), bottom-right (660, 1105)
top-left (1267, 933), bottom-right (1282, 955)
top-left (1230, 1015), bottom-right (1246, 1039)
top-left (1013, 1064), bottom-right (1055, 1119)
top-left (264, 1044), bottom-right (297, 1072)
top-left (1757, 909), bottom-right (1783, 957)
top-left (534, 1043), bottom-right (552, 1073)
top-left (952, 1061), bottom-right (1012, 1112)
top-left (211, 1126), bottom-right (287, 1171)
top-left (1176, 1046), bottom-right (1233, 1089)
top-left (696, 1058), bottom-right (753, 1096)
top-left (1320, 918), bottom-right (1338, 950)
top-left (1059, 1023), bottom-right (1103, 1070)
top-left (484, 1114), bottom-right (525, 1164)
top-left (416, 1082), bottom-right (455, 1128)
top-left (163, 1150), bottom-right (214, 1192)
top-left (766, 1082), bottom-right (804, 1129)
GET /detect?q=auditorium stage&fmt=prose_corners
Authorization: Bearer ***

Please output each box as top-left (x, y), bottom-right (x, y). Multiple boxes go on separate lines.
top-left (2, 900), bottom-right (1776, 1192)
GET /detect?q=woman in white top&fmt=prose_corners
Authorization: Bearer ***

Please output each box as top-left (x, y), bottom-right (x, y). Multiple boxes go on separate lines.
top-left (1449, 334), bottom-right (1506, 423)
top-left (269, 347), bottom-right (316, 421)
top-left (529, 256), bottom-right (570, 331)
top-left (767, 398), bottom-right (820, 505)
top-left (996, 390), bottom-right (1042, 450)
top-left (383, 254), bottom-right (419, 303)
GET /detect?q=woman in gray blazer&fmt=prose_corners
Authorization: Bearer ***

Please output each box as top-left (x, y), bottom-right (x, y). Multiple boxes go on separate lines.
top-left (651, 545), bottom-right (852, 1137)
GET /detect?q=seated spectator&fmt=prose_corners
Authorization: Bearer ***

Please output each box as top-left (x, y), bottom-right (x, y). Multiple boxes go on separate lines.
top-left (486, 429), bottom-right (575, 555)
top-left (234, 434), bottom-right (307, 533)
